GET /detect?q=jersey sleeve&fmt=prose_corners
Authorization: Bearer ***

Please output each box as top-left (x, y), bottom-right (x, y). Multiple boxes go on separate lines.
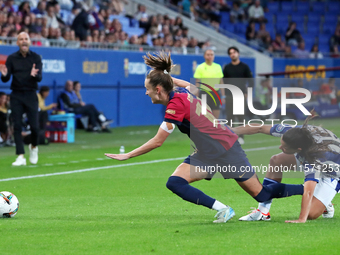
top-left (270, 124), bottom-right (302, 137)
top-left (164, 97), bottom-right (186, 126)
top-left (304, 164), bottom-right (319, 183)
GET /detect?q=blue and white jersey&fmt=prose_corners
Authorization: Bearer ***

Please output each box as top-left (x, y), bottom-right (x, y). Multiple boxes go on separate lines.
top-left (270, 124), bottom-right (340, 182)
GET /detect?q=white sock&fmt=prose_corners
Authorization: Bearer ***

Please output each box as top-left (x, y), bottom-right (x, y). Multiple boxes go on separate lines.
top-left (98, 114), bottom-right (106, 122)
top-left (258, 200), bottom-right (272, 215)
top-left (212, 200), bottom-right (227, 211)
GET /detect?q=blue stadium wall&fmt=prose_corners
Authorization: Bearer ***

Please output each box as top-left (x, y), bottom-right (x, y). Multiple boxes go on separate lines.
top-left (0, 46), bottom-right (338, 127)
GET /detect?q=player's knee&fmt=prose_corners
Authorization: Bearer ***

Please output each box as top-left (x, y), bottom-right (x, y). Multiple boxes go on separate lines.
top-left (166, 176), bottom-right (188, 193)
top-left (269, 154), bottom-right (282, 168)
top-left (307, 212), bottom-right (320, 220)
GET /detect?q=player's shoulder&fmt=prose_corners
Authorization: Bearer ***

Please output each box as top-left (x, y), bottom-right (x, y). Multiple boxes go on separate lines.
top-left (196, 62), bottom-right (206, 69)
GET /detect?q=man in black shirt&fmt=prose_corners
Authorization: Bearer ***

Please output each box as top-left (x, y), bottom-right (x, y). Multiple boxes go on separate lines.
top-left (0, 32), bottom-right (42, 166)
top-left (223, 46), bottom-right (253, 144)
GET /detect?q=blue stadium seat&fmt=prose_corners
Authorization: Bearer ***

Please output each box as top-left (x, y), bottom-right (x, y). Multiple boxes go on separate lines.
top-left (268, 2), bottom-right (280, 13)
top-left (124, 27), bottom-right (145, 37)
top-left (307, 21), bottom-right (320, 30)
top-left (295, 2), bottom-right (310, 14)
top-left (281, 2), bottom-right (294, 13)
top-left (235, 23), bottom-right (247, 34)
top-left (224, 23), bottom-right (235, 33)
top-left (318, 35), bottom-right (330, 45)
top-left (220, 11), bottom-right (230, 23)
top-left (306, 25), bottom-right (320, 35)
top-left (295, 22), bottom-right (305, 33)
top-left (324, 14), bottom-right (338, 24)
top-left (291, 16), bottom-right (304, 25)
top-left (318, 36), bottom-right (330, 45)
top-left (276, 15), bottom-right (289, 25)
top-left (327, 2), bottom-right (340, 13)
top-left (322, 22), bottom-right (337, 34)
top-left (318, 44), bottom-right (330, 53)
top-left (311, 1), bottom-right (326, 14)
top-left (307, 15), bottom-right (321, 24)
top-left (265, 14), bottom-right (274, 24)
top-left (303, 36), bottom-right (316, 49)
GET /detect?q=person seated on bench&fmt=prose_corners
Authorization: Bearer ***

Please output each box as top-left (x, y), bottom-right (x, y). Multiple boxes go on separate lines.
top-left (38, 86), bottom-right (57, 131)
top-left (59, 80), bottom-right (112, 132)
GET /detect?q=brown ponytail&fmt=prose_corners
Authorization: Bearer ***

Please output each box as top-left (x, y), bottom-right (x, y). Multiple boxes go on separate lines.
top-left (143, 51), bottom-right (174, 93)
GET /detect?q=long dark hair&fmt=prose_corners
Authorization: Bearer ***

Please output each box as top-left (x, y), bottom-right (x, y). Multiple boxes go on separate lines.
top-left (143, 51), bottom-right (174, 93)
top-left (282, 114), bottom-right (332, 166)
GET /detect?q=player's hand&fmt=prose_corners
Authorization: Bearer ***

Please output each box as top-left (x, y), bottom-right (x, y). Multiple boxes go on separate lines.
top-left (285, 219), bottom-right (306, 223)
top-left (51, 103), bottom-right (58, 108)
top-left (80, 102), bottom-right (86, 106)
top-left (105, 153), bottom-right (130, 161)
top-left (31, 64), bottom-right (39, 77)
top-left (0, 65), bottom-right (8, 76)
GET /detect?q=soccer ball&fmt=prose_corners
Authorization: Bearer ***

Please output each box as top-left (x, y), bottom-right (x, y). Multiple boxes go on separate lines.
top-left (0, 191), bottom-right (19, 218)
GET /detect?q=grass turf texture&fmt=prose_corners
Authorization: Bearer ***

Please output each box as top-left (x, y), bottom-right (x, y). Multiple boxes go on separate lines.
top-left (0, 119), bottom-right (339, 255)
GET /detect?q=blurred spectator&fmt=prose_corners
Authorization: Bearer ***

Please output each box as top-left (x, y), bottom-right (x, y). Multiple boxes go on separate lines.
top-left (71, 3), bottom-right (90, 41)
top-left (294, 41), bottom-right (309, 59)
top-left (329, 27), bottom-right (340, 51)
top-left (135, 4), bottom-right (148, 29)
top-left (261, 34), bottom-right (271, 49)
top-left (118, 31), bottom-right (128, 45)
top-left (246, 21), bottom-right (256, 41)
top-left (66, 4), bottom-right (81, 26)
top-left (256, 22), bottom-right (270, 42)
top-left (309, 44), bottom-right (323, 59)
top-left (51, 0), bottom-right (66, 28)
top-left (2, 0), bottom-right (15, 13)
top-left (271, 34), bottom-right (285, 52)
top-left (18, 1), bottom-right (31, 19)
top-left (230, 1), bottom-right (245, 23)
top-left (0, 91), bottom-right (13, 147)
top-left (139, 33), bottom-right (149, 46)
top-left (320, 77), bottom-right (338, 104)
top-left (248, 0), bottom-right (266, 23)
top-left (33, 1), bottom-right (47, 15)
top-left (285, 22), bottom-right (302, 46)
top-left (284, 45), bottom-right (294, 58)
top-left (37, 86), bottom-right (57, 130)
top-left (253, 78), bottom-right (272, 116)
top-left (330, 45), bottom-right (340, 58)
top-left (33, 14), bottom-right (43, 33)
top-left (46, 2), bottom-right (59, 29)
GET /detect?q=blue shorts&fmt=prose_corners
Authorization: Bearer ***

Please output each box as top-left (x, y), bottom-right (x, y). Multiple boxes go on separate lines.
top-left (183, 141), bottom-right (256, 182)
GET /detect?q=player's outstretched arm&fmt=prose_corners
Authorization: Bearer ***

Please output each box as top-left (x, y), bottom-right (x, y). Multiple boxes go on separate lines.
top-left (285, 180), bottom-right (317, 223)
top-left (232, 124), bottom-right (272, 136)
top-left (172, 77), bottom-right (199, 95)
top-left (105, 124), bottom-right (172, 161)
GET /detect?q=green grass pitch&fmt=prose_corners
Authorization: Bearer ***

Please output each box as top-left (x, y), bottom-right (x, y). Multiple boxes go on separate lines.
top-left (0, 119), bottom-right (339, 255)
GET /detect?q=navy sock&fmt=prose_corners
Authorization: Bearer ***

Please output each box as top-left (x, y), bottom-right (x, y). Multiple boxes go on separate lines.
top-left (262, 177), bottom-right (277, 186)
top-left (166, 176), bottom-right (215, 209)
top-left (254, 182), bottom-right (304, 202)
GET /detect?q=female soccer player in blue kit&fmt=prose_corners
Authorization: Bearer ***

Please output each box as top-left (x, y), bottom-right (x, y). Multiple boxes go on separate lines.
top-left (105, 51), bottom-right (304, 223)
top-left (233, 118), bottom-right (340, 223)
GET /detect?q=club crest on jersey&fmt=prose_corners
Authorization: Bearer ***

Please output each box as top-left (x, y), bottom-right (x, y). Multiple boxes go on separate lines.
top-left (166, 109), bottom-right (176, 114)
top-left (276, 124), bottom-right (285, 132)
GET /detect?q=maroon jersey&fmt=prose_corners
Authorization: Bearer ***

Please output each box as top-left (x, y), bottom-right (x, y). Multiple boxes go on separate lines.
top-left (164, 91), bottom-right (238, 159)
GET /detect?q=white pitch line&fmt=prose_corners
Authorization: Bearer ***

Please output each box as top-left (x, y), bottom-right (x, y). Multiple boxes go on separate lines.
top-left (0, 145), bottom-right (279, 182)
